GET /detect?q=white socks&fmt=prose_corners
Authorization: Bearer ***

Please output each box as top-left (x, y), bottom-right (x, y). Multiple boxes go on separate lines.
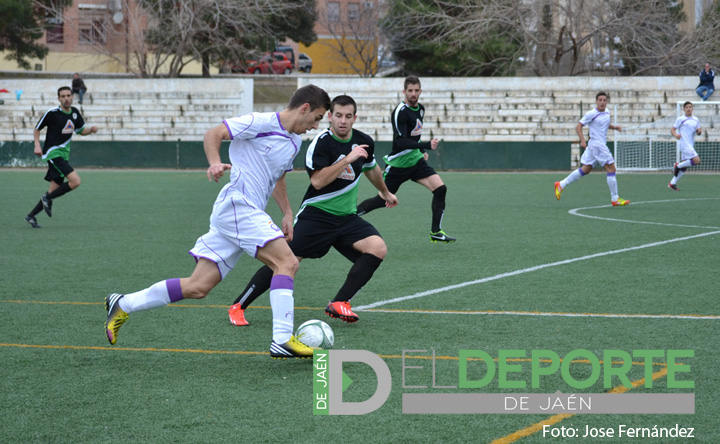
top-left (560, 169), bottom-right (584, 189)
top-left (269, 275), bottom-right (295, 344)
top-left (118, 280), bottom-right (171, 313)
top-left (606, 173), bottom-right (619, 201)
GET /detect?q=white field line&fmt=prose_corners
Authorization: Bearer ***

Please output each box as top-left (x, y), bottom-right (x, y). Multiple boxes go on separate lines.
top-left (361, 309), bottom-right (720, 320)
top-left (355, 199), bottom-right (720, 313)
top-left (568, 198), bottom-right (720, 229)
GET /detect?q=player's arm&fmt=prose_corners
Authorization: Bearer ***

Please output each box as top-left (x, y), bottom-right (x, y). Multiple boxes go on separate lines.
top-left (609, 123), bottom-right (622, 131)
top-left (575, 122), bottom-right (587, 148)
top-left (80, 126), bottom-right (98, 136)
top-left (364, 165), bottom-right (398, 208)
top-left (203, 123), bottom-right (232, 182)
top-left (309, 144), bottom-right (368, 190)
top-left (394, 110), bottom-right (432, 152)
top-left (33, 128), bottom-right (42, 156)
top-left (696, 125), bottom-right (702, 136)
top-left (671, 127), bottom-right (681, 140)
top-left (272, 172), bottom-right (294, 241)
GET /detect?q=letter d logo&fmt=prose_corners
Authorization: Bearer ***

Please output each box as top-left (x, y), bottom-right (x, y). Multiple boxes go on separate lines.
top-left (328, 350), bottom-right (391, 415)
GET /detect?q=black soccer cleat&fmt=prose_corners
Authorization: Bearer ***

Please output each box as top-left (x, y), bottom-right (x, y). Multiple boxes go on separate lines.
top-left (430, 230), bottom-right (456, 243)
top-left (41, 193), bottom-right (53, 217)
top-left (25, 215), bottom-right (41, 228)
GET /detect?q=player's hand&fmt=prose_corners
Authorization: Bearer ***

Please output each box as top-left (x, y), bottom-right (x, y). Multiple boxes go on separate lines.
top-left (33, 145), bottom-right (42, 157)
top-left (675, 134), bottom-right (682, 140)
top-left (381, 191), bottom-right (398, 209)
top-left (207, 163), bottom-right (232, 182)
top-left (579, 140), bottom-right (587, 149)
top-left (90, 126), bottom-right (98, 134)
top-left (613, 125), bottom-right (622, 132)
top-left (281, 214), bottom-right (294, 242)
top-left (697, 129), bottom-right (702, 136)
top-left (347, 145), bottom-right (369, 162)
top-left (430, 138), bottom-right (440, 150)
top-left (423, 152), bottom-right (429, 161)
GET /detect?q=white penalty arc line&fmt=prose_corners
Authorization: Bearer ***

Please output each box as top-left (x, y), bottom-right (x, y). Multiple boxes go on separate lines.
top-left (354, 229), bottom-right (720, 311)
top-left (568, 197), bottom-right (720, 229)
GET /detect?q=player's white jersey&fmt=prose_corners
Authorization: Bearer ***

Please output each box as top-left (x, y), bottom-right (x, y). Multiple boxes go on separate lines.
top-left (673, 115), bottom-right (701, 151)
top-left (579, 108), bottom-right (611, 147)
top-left (217, 112), bottom-right (300, 210)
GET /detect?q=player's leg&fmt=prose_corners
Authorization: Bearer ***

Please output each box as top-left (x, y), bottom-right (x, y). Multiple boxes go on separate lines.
top-left (257, 239), bottom-right (314, 358)
top-left (357, 167), bottom-right (402, 215)
top-left (42, 160), bottom-right (79, 217)
top-left (229, 265), bottom-right (274, 326)
top-left (327, 227), bottom-right (386, 323)
top-left (555, 163), bottom-right (592, 200)
top-left (105, 258), bottom-right (221, 345)
top-left (416, 172), bottom-right (456, 243)
top-left (671, 155), bottom-right (700, 188)
top-left (26, 165), bottom-right (61, 226)
top-left (603, 162), bottom-right (629, 206)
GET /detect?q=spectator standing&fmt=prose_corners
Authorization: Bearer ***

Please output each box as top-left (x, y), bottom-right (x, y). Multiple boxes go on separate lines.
top-left (696, 63), bottom-right (714, 101)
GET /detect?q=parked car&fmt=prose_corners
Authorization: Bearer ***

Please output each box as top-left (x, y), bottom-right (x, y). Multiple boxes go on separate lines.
top-left (232, 52), bottom-right (293, 75)
top-left (275, 45), bottom-right (296, 69)
top-left (298, 53), bottom-right (313, 73)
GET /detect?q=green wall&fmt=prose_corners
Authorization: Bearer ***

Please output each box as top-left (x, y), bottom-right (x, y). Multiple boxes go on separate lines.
top-left (1, 140), bottom-right (571, 170)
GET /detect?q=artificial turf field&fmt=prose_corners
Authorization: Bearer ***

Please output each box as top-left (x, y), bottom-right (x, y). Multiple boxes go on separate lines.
top-left (1, 168), bottom-right (718, 443)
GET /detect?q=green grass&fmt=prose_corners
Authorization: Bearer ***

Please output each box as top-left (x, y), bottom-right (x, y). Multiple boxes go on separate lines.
top-left (1, 169), bottom-right (719, 443)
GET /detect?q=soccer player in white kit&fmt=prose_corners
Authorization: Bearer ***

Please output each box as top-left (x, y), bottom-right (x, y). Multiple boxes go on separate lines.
top-left (105, 85), bottom-right (331, 359)
top-left (668, 101), bottom-right (702, 191)
top-left (555, 91), bottom-right (630, 206)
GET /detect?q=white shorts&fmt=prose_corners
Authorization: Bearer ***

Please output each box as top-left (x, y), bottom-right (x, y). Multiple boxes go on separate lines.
top-left (580, 143), bottom-right (615, 167)
top-left (189, 197), bottom-right (285, 280)
top-left (679, 145), bottom-right (699, 162)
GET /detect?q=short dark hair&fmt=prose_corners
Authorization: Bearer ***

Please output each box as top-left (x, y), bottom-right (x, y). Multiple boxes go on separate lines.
top-left (404, 76), bottom-right (421, 90)
top-left (596, 91), bottom-right (608, 100)
top-left (288, 84), bottom-right (331, 112)
top-left (330, 95), bottom-right (357, 115)
top-left (683, 100), bottom-right (693, 108)
top-left (58, 86), bottom-right (72, 96)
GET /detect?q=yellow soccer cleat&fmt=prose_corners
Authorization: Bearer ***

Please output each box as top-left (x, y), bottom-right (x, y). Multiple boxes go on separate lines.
top-left (554, 181), bottom-right (563, 200)
top-left (270, 335), bottom-right (316, 359)
top-left (105, 293), bottom-right (129, 345)
top-left (611, 198), bottom-right (631, 207)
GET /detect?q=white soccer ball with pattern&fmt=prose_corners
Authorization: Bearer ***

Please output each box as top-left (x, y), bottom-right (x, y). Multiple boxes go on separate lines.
top-left (295, 319), bottom-right (334, 349)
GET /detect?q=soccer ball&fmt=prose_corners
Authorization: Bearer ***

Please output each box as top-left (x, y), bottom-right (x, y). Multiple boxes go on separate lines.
top-left (295, 319), bottom-right (334, 349)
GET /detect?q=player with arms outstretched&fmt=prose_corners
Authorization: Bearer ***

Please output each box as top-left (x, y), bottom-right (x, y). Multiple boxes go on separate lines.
top-left (25, 86), bottom-right (98, 228)
top-left (105, 85), bottom-right (331, 359)
top-left (668, 101), bottom-right (702, 191)
top-left (228, 95), bottom-right (397, 326)
top-left (555, 91), bottom-right (630, 206)
top-left (356, 76), bottom-right (455, 243)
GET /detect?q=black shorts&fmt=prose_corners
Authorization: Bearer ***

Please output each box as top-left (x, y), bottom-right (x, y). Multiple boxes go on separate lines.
top-left (289, 205), bottom-right (381, 262)
top-left (384, 158), bottom-right (437, 193)
top-left (44, 157), bottom-right (74, 184)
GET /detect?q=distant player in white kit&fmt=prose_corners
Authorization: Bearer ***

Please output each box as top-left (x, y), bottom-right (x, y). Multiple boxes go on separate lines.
top-left (555, 91), bottom-right (630, 206)
top-left (104, 85), bottom-right (331, 359)
top-left (668, 101), bottom-right (702, 191)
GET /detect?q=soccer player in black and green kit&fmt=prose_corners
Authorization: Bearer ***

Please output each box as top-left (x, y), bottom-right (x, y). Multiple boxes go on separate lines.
top-left (357, 76), bottom-right (455, 243)
top-left (228, 95), bottom-right (398, 326)
top-left (25, 86), bottom-right (98, 228)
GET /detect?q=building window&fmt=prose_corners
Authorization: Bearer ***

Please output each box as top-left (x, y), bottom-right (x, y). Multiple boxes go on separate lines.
top-left (78, 6), bottom-right (107, 44)
top-left (46, 18), bottom-right (64, 44)
top-left (348, 3), bottom-right (359, 21)
top-left (327, 1), bottom-right (340, 22)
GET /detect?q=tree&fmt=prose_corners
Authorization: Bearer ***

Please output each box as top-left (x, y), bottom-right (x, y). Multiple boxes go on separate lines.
top-left (383, 0), bottom-right (520, 76)
top-left (0, 0), bottom-right (70, 70)
top-left (316, 0), bottom-right (383, 77)
top-left (33, 0), bottom-right (317, 77)
top-left (383, 0), bottom-right (720, 77)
